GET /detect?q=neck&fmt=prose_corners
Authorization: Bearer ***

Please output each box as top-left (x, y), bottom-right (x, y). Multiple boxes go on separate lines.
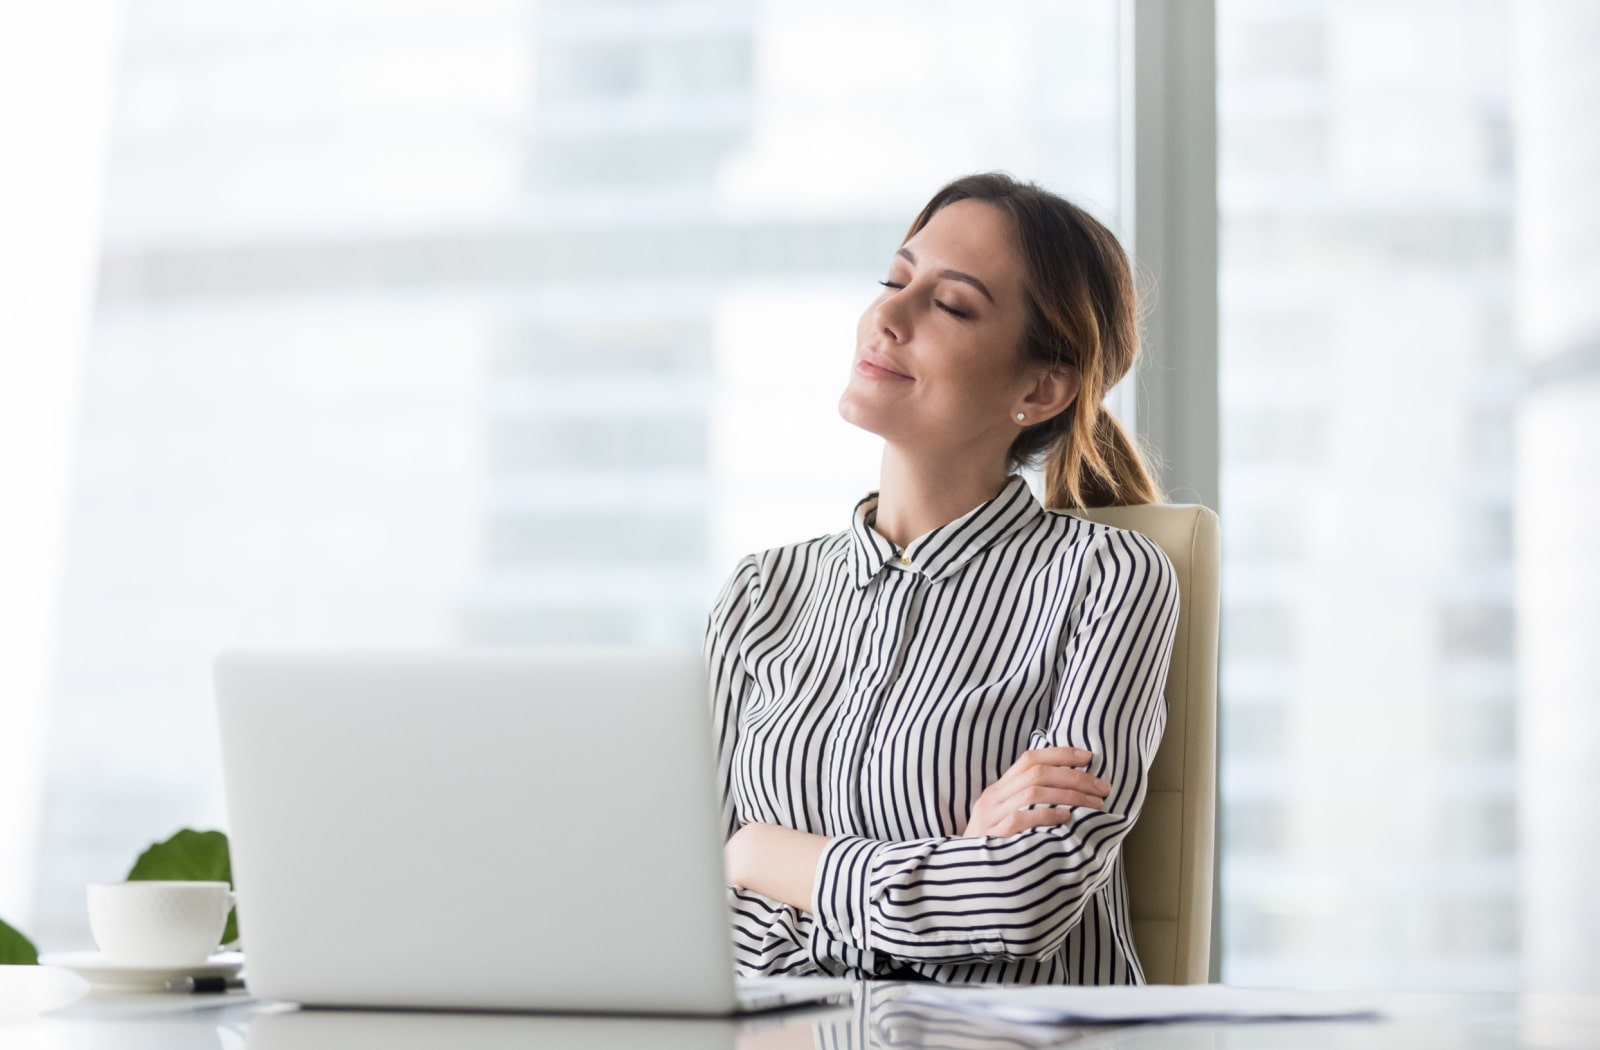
top-left (872, 443), bottom-right (1012, 549)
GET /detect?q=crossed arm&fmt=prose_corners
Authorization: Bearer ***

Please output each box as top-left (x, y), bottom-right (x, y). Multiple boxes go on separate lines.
top-left (709, 529), bottom-right (1179, 969)
top-left (724, 738), bottom-right (1114, 913)
top-left (724, 823), bottom-right (831, 913)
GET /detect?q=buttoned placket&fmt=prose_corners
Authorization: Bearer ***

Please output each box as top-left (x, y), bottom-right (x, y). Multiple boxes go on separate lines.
top-left (832, 560), bottom-right (928, 837)
top-left (828, 476), bottom-right (1038, 840)
top-left (878, 558), bottom-right (926, 683)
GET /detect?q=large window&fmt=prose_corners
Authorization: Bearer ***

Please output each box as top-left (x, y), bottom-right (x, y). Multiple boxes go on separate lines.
top-left (16, 1), bottom-right (1596, 995)
top-left (25, 0), bottom-right (1124, 951)
top-left (1217, 0), bottom-right (1519, 989)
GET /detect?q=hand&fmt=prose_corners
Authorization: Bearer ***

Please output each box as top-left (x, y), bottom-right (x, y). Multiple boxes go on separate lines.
top-left (959, 746), bottom-right (1111, 838)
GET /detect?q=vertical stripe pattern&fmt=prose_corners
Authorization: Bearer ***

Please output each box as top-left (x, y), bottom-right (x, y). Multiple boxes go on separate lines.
top-left (705, 474), bottom-right (1180, 985)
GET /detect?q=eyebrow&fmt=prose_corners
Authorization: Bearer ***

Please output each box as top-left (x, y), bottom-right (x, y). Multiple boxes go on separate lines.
top-left (895, 247), bottom-right (995, 305)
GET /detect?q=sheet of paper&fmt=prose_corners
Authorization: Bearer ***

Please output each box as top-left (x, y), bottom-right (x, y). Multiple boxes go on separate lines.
top-left (895, 984), bottom-right (1383, 1026)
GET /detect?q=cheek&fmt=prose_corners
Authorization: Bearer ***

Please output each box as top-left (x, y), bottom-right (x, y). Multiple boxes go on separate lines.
top-left (929, 345), bottom-right (1015, 414)
top-left (930, 340), bottom-right (991, 387)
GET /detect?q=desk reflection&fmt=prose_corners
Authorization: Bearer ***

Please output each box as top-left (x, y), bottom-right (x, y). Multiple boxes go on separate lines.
top-left (831, 983), bottom-right (1102, 1050)
top-left (37, 996), bottom-right (234, 1050)
top-left (242, 983), bottom-right (1102, 1050)
top-left (247, 1006), bottom-right (750, 1050)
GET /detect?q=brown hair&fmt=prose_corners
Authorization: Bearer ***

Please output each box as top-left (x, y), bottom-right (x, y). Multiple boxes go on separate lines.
top-left (901, 172), bottom-right (1164, 510)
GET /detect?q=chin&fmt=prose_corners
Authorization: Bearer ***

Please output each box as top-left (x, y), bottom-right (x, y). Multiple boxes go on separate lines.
top-left (838, 388), bottom-right (890, 437)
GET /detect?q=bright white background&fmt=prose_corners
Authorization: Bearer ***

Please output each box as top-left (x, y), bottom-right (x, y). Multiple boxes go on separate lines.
top-left (3, 0), bottom-right (1597, 994)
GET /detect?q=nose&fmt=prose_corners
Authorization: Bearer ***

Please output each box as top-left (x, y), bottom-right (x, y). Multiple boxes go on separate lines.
top-left (873, 284), bottom-right (910, 343)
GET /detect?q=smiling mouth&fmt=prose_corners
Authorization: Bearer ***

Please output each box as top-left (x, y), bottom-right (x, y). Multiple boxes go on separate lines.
top-left (856, 354), bottom-right (912, 381)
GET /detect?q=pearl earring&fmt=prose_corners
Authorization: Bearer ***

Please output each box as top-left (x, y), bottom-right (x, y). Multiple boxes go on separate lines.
top-left (1016, 413), bottom-right (1026, 422)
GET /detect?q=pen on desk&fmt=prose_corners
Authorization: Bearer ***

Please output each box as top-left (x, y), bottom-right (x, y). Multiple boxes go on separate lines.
top-left (165, 975), bottom-right (247, 994)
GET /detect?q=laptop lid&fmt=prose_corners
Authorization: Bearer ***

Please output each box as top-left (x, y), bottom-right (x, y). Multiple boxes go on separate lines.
top-left (215, 647), bottom-right (742, 1014)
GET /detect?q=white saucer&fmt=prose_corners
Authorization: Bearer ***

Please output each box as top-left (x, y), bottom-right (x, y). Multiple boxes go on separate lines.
top-left (38, 950), bottom-right (245, 993)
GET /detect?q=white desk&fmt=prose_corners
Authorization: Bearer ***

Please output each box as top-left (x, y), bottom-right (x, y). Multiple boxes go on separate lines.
top-left (3, 965), bottom-right (1597, 1049)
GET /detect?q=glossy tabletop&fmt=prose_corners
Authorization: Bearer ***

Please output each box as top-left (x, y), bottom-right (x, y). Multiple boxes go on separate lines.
top-left (3, 965), bottom-right (1599, 1050)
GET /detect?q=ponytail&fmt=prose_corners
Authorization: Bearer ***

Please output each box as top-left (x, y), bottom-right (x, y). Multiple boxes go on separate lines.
top-left (1043, 402), bottom-right (1163, 511)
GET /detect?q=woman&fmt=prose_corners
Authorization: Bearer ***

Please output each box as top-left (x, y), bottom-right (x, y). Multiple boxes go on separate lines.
top-left (707, 172), bottom-right (1181, 985)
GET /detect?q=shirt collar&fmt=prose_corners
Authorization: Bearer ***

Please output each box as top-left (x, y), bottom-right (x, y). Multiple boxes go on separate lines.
top-left (846, 474), bottom-right (1043, 588)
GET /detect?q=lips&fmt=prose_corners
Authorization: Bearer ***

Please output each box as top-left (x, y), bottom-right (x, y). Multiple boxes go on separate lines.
top-left (856, 349), bottom-right (912, 380)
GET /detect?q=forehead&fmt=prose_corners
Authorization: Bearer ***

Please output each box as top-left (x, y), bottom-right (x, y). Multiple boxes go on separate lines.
top-left (904, 198), bottom-right (1025, 299)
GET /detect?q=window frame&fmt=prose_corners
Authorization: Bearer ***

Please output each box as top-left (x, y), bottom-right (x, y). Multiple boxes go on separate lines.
top-left (1121, 0), bottom-right (1221, 980)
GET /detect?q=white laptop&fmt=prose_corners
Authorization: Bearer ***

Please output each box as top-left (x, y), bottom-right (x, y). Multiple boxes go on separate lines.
top-left (214, 647), bottom-right (855, 1016)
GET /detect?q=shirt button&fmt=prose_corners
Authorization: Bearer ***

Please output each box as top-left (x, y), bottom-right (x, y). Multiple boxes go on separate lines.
top-left (898, 553), bottom-right (912, 567)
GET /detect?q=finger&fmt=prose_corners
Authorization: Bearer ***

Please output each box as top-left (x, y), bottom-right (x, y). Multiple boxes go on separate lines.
top-left (999, 746), bottom-right (1093, 787)
top-left (1012, 763), bottom-right (1112, 798)
top-left (1000, 805), bottom-right (1078, 837)
top-left (1032, 788), bottom-right (1107, 810)
top-left (978, 750), bottom-right (1102, 818)
top-left (994, 785), bottom-right (1107, 813)
top-left (1026, 746), bottom-right (1093, 767)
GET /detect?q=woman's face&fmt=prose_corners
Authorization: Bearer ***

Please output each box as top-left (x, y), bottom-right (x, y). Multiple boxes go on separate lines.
top-left (839, 198), bottom-right (1044, 460)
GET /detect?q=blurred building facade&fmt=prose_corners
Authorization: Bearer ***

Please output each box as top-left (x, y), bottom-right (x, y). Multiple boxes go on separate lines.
top-left (34, 0), bottom-right (1587, 995)
top-left (1217, 0), bottom-right (1518, 988)
top-left (31, 0), bottom-right (1119, 951)
top-left (1512, 0), bottom-right (1600, 997)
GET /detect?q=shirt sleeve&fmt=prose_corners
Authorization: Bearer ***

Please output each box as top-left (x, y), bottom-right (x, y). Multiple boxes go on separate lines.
top-left (727, 886), bottom-right (885, 978)
top-left (706, 555), bottom-right (886, 979)
top-left (705, 553), bottom-right (761, 844)
top-left (810, 527), bottom-right (1181, 965)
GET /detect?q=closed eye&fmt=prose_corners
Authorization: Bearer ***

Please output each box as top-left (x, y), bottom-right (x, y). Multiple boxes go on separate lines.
top-left (877, 280), bottom-right (972, 320)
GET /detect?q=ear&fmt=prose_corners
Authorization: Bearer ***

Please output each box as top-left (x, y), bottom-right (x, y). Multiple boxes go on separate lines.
top-left (1015, 367), bottom-right (1081, 424)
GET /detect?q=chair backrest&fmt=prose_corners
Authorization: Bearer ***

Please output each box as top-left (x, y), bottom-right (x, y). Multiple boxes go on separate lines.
top-left (1069, 504), bottom-right (1220, 984)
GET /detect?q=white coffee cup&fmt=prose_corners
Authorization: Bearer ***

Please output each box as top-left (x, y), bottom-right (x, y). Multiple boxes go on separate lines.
top-left (87, 881), bottom-right (235, 967)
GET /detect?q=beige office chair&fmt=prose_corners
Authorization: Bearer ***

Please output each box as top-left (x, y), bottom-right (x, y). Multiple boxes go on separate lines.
top-left (1069, 504), bottom-right (1220, 984)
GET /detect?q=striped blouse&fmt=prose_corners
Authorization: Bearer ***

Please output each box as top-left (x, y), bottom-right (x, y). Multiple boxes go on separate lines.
top-left (704, 473), bottom-right (1181, 985)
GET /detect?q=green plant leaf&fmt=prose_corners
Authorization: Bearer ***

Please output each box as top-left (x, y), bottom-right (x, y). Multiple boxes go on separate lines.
top-left (0, 916), bottom-right (39, 965)
top-left (126, 829), bottom-right (238, 945)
